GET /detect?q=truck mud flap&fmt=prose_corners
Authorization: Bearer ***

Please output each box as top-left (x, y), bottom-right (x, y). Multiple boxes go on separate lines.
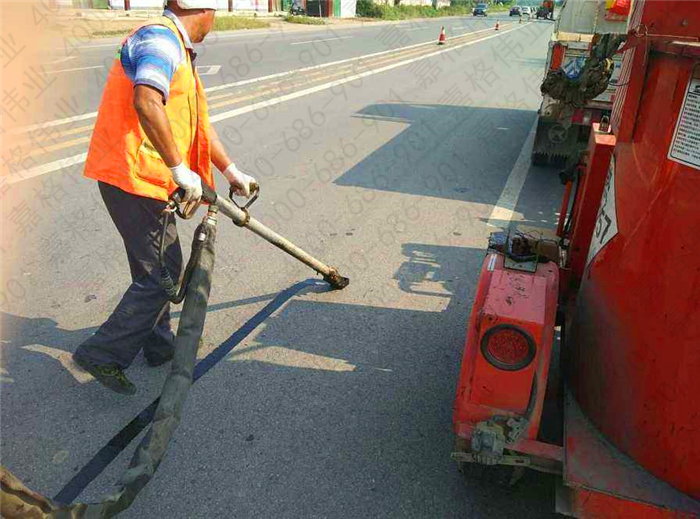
top-left (531, 118), bottom-right (590, 168)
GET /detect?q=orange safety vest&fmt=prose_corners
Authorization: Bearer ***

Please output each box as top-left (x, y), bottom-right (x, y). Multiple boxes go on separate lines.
top-left (84, 16), bottom-right (213, 201)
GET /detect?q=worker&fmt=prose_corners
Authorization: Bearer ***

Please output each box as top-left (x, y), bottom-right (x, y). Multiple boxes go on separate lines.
top-left (72, 0), bottom-right (257, 395)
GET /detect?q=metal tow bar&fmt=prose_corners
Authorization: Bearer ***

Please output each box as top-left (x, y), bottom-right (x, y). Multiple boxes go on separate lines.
top-left (171, 183), bottom-right (350, 290)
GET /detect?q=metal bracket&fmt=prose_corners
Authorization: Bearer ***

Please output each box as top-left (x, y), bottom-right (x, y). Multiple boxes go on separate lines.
top-left (506, 417), bottom-right (529, 444)
top-left (229, 184), bottom-right (259, 228)
top-left (504, 256), bottom-right (539, 273)
top-left (470, 420), bottom-right (507, 465)
top-left (166, 198), bottom-right (203, 220)
top-left (459, 417), bottom-right (532, 467)
top-left (451, 451), bottom-right (531, 467)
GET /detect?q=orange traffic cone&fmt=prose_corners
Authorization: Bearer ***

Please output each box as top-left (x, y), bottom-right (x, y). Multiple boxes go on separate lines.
top-left (495, 21), bottom-right (500, 31)
top-left (438, 26), bottom-right (446, 45)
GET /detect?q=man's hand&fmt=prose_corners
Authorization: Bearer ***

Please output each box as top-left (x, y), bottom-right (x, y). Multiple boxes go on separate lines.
top-left (170, 162), bottom-right (203, 202)
top-left (224, 163), bottom-right (258, 198)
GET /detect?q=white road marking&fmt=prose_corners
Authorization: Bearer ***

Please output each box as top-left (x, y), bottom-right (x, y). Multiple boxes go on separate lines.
top-left (45, 65), bottom-right (104, 74)
top-left (204, 29), bottom-right (470, 93)
top-left (290, 36), bottom-right (354, 45)
top-left (11, 24), bottom-right (501, 134)
top-left (197, 65), bottom-right (222, 76)
top-left (9, 114), bottom-right (98, 135)
top-left (7, 153), bottom-right (87, 185)
top-left (44, 56), bottom-right (77, 65)
top-left (23, 345), bottom-right (94, 384)
top-left (211, 25), bottom-right (527, 123)
top-left (73, 41), bottom-right (123, 50)
top-left (486, 118), bottom-right (538, 227)
top-left (6, 24), bottom-right (529, 184)
top-left (0, 368), bottom-right (13, 384)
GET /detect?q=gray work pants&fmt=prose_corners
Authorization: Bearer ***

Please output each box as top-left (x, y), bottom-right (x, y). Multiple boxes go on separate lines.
top-left (75, 182), bottom-right (183, 369)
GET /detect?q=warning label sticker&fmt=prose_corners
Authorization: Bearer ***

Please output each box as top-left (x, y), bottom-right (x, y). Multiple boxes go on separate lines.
top-left (587, 156), bottom-right (619, 267)
top-left (668, 74), bottom-right (700, 170)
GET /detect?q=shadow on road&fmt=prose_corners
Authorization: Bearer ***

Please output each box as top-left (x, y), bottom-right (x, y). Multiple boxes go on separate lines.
top-left (107, 243), bottom-right (558, 518)
top-left (336, 103), bottom-right (562, 231)
top-left (1, 239), bottom-right (558, 517)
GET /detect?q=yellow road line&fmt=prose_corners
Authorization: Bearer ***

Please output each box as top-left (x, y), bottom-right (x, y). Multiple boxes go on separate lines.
top-left (207, 29), bottom-right (497, 110)
top-left (24, 135), bottom-right (92, 159)
top-left (13, 122), bottom-right (94, 145)
top-left (13, 25), bottom-right (513, 148)
top-left (6, 22), bottom-right (527, 184)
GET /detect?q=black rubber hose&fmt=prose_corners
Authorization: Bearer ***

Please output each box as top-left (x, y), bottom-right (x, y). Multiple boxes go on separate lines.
top-left (159, 210), bottom-right (206, 305)
top-left (50, 214), bottom-right (218, 519)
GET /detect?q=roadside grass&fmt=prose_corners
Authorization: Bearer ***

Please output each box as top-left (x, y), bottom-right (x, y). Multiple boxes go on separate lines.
top-left (356, 0), bottom-right (514, 19)
top-left (91, 29), bottom-right (133, 37)
top-left (284, 15), bottom-right (326, 24)
top-left (213, 16), bottom-right (271, 30)
top-left (89, 15), bottom-right (270, 38)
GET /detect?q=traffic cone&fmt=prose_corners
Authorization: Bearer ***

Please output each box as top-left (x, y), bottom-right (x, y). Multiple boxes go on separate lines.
top-left (495, 21), bottom-right (500, 30)
top-left (438, 26), bottom-right (446, 45)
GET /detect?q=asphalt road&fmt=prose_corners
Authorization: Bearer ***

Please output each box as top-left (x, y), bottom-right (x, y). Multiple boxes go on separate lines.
top-left (1, 13), bottom-right (564, 519)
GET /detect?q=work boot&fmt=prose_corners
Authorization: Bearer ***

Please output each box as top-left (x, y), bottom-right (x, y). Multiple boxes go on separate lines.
top-left (73, 354), bottom-right (137, 395)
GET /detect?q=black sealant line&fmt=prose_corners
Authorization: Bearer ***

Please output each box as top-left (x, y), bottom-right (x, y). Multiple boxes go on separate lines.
top-left (54, 279), bottom-right (319, 505)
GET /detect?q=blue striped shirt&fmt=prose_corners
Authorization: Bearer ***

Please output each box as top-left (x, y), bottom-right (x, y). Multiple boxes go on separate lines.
top-left (120, 10), bottom-right (192, 102)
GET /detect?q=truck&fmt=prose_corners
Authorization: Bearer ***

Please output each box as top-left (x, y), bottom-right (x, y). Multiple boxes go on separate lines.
top-left (531, 0), bottom-right (629, 167)
top-left (452, 1), bottom-right (700, 517)
top-left (535, 0), bottom-right (554, 20)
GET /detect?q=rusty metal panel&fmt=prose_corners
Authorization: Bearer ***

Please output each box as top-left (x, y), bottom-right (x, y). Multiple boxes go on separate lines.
top-left (563, 392), bottom-right (700, 517)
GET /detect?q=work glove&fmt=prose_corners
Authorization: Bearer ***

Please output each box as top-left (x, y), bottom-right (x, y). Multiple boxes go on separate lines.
top-left (170, 162), bottom-right (203, 203)
top-left (224, 163), bottom-right (258, 198)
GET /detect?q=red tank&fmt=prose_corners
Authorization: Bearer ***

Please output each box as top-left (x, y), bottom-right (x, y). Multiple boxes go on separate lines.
top-left (568, 0), bottom-right (700, 500)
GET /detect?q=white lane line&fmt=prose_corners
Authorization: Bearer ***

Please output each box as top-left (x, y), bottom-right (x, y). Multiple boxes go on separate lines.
top-left (73, 41), bottom-right (122, 50)
top-left (486, 118), bottom-right (538, 228)
top-left (11, 23), bottom-right (502, 134)
top-left (7, 153), bottom-right (87, 185)
top-left (204, 27), bottom-right (475, 93)
top-left (44, 56), bottom-right (77, 65)
top-left (197, 65), bottom-right (222, 76)
top-left (45, 65), bottom-right (104, 74)
top-left (9, 113), bottom-right (99, 135)
top-left (6, 24), bottom-right (529, 184)
top-left (211, 25), bottom-right (528, 123)
top-left (290, 36), bottom-right (354, 45)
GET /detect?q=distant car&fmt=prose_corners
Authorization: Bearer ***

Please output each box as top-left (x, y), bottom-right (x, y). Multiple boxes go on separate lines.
top-left (473, 3), bottom-right (488, 16)
top-left (521, 5), bottom-right (532, 16)
top-left (510, 5), bottom-right (522, 15)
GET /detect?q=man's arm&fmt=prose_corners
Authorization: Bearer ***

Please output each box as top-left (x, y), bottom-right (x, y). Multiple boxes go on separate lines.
top-left (133, 84), bottom-right (202, 202)
top-left (123, 25), bottom-right (200, 201)
top-left (210, 125), bottom-right (258, 198)
top-left (133, 85), bottom-right (181, 167)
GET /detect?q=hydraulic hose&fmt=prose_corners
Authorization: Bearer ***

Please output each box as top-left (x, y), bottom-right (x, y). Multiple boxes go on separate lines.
top-left (0, 207), bottom-right (219, 519)
top-left (159, 209), bottom-right (206, 304)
